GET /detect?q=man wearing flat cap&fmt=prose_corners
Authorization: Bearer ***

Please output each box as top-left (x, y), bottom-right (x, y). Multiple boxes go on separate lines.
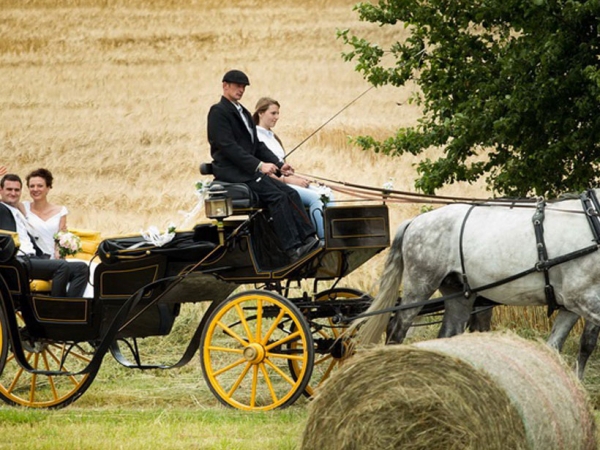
top-left (207, 70), bottom-right (318, 261)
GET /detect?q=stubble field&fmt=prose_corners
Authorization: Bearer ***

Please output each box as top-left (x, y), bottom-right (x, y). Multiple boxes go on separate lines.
top-left (1, 1), bottom-right (599, 448)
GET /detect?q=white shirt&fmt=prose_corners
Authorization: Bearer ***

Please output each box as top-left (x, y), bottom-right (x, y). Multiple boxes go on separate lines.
top-left (257, 126), bottom-right (285, 160)
top-left (3, 203), bottom-right (36, 255)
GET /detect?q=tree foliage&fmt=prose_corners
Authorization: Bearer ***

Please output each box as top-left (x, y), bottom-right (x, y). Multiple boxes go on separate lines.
top-left (339, 0), bottom-right (600, 197)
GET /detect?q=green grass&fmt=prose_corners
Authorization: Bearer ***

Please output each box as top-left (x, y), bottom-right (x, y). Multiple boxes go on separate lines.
top-left (0, 405), bottom-right (307, 450)
top-left (1, 309), bottom-right (600, 449)
top-left (0, 351), bottom-right (309, 450)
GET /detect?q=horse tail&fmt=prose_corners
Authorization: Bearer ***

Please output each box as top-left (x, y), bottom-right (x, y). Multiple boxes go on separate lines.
top-left (352, 219), bottom-right (410, 345)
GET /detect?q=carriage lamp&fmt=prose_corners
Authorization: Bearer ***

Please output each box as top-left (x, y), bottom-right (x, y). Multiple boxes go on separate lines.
top-left (205, 185), bottom-right (233, 220)
top-left (205, 185), bottom-right (233, 245)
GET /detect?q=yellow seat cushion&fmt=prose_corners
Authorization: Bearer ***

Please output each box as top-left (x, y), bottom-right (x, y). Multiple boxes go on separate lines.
top-left (30, 279), bottom-right (52, 292)
top-left (30, 229), bottom-right (101, 289)
top-left (67, 228), bottom-right (102, 260)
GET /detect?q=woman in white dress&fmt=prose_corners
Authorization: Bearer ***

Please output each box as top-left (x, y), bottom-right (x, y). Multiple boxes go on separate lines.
top-left (24, 168), bottom-right (95, 297)
top-left (252, 97), bottom-right (332, 240)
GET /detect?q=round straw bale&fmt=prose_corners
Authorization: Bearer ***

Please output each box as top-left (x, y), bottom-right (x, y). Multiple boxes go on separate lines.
top-left (301, 332), bottom-right (596, 450)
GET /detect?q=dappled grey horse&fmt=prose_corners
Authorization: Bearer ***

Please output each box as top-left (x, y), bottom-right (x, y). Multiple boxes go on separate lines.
top-left (354, 191), bottom-right (600, 369)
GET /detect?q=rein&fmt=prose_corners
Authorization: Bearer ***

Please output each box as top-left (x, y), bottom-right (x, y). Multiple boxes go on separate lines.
top-left (299, 171), bottom-right (591, 215)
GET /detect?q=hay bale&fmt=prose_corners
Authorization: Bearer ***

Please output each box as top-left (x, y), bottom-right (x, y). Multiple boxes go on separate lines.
top-left (301, 332), bottom-right (596, 450)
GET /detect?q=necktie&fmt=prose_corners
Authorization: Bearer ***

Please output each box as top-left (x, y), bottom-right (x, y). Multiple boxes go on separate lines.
top-left (236, 104), bottom-right (254, 142)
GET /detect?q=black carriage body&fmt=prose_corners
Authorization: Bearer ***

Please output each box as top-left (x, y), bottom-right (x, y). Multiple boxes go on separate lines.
top-left (0, 258), bottom-right (101, 342)
top-left (0, 203), bottom-right (388, 344)
top-left (196, 204), bottom-right (390, 283)
top-left (0, 201), bottom-right (389, 410)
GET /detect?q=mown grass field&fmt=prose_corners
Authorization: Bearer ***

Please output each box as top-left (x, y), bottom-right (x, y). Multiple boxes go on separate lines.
top-left (1, 1), bottom-right (600, 448)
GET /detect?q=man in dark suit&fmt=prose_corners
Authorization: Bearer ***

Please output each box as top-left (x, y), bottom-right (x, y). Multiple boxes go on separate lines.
top-left (0, 174), bottom-right (88, 297)
top-left (207, 70), bottom-right (319, 261)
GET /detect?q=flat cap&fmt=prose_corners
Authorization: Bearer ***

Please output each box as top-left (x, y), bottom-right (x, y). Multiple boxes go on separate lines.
top-left (222, 69), bottom-right (250, 86)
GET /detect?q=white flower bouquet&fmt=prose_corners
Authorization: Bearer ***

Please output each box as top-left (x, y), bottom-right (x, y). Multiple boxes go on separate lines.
top-left (383, 177), bottom-right (395, 192)
top-left (54, 230), bottom-right (82, 258)
top-left (313, 184), bottom-right (333, 206)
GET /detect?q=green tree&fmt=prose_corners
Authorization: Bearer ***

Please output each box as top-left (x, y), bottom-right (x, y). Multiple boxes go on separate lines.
top-left (339, 0), bottom-right (600, 197)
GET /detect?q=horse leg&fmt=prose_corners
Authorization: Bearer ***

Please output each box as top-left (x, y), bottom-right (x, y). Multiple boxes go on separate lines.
top-left (468, 303), bottom-right (494, 332)
top-left (386, 307), bottom-right (423, 344)
top-left (576, 320), bottom-right (600, 380)
top-left (547, 309), bottom-right (580, 351)
top-left (438, 293), bottom-right (475, 338)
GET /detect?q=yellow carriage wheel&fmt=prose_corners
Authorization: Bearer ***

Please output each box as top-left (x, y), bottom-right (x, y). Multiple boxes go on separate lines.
top-left (200, 290), bottom-right (314, 411)
top-left (289, 288), bottom-right (370, 397)
top-left (0, 309), bottom-right (97, 409)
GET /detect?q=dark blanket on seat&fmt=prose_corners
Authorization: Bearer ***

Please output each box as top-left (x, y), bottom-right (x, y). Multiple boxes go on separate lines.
top-left (98, 231), bottom-right (216, 264)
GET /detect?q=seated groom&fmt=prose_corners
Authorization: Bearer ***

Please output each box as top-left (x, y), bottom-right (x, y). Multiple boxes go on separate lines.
top-left (0, 174), bottom-right (88, 298)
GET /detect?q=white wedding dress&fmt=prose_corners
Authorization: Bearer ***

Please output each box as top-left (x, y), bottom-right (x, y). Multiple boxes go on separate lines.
top-left (23, 201), bottom-right (96, 298)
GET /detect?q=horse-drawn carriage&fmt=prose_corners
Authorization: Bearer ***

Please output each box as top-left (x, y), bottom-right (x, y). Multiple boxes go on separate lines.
top-left (4, 166), bottom-right (600, 412)
top-left (0, 172), bottom-right (390, 411)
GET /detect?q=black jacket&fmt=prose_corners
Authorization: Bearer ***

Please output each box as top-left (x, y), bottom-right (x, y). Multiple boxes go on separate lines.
top-left (0, 203), bottom-right (16, 232)
top-left (207, 96), bottom-right (281, 183)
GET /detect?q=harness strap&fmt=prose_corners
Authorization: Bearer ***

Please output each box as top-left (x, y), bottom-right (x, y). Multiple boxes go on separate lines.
top-left (350, 242), bottom-right (600, 322)
top-left (459, 205), bottom-right (477, 298)
top-left (581, 189), bottom-right (600, 243)
top-left (532, 198), bottom-right (559, 317)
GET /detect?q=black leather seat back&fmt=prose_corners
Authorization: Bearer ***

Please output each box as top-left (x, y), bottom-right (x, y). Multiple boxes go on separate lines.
top-left (200, 162), bottom-right (262, 210)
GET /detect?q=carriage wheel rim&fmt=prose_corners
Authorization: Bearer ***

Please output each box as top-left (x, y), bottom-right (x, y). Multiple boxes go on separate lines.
top-left (201, 291), bottom-right (313, 411)
top-left (0, 310), bottom-right (96, 409)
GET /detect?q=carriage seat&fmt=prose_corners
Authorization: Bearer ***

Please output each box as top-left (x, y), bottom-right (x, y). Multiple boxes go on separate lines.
top-left (30, 229), bottom-right (100, 292)
top-left (200, 162), bottom-right (262, 210)
top-left (0, 227), bottom-right (101, 293)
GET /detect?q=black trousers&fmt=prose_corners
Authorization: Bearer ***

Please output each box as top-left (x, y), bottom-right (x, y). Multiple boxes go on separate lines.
top-left (21, 256), bottom-right (89, 298)
top-left (245, 176), bottom-right (316, 251)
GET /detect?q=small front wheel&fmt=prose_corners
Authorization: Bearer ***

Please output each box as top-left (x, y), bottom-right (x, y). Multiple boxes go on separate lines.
top-left (200, 290), bottom-right (314, 411)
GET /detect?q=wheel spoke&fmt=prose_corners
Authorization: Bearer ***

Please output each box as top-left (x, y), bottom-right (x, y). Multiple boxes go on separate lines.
top-left (264, 358), bottom-right (296, 386)
top-left (265, 330), bottom-right (302, 351)
top-left (49, 343), bottom-right (93, 364)
top-left (261, 308), bottom-right (286, 344)
top-left (207, 345), bottom-right (243, 354)
top-left (227, 362), bottom-right (252, 398)
top-left (44, 346), bottom-right (74, 383)
top-left (29, 353), bottom-right (40, 405)
top-left (250, 364), bottom-right (258, 408)
top-left (314, 353), bottom-right (334, 366)
top-left (217, 320), bottom-right (248, 347)
top-left (213, 357), bottom-right (246, 377)
top-left (266, 351), bottom-right (304, 362)
top-left (234, 304), bottom-right (254, 342)
top-left (259, 362), bottom-right (278, 403)
top-left (41, 352), bottom-right (59, 401)
top-left (315, 358), bottom-right (336, 385)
